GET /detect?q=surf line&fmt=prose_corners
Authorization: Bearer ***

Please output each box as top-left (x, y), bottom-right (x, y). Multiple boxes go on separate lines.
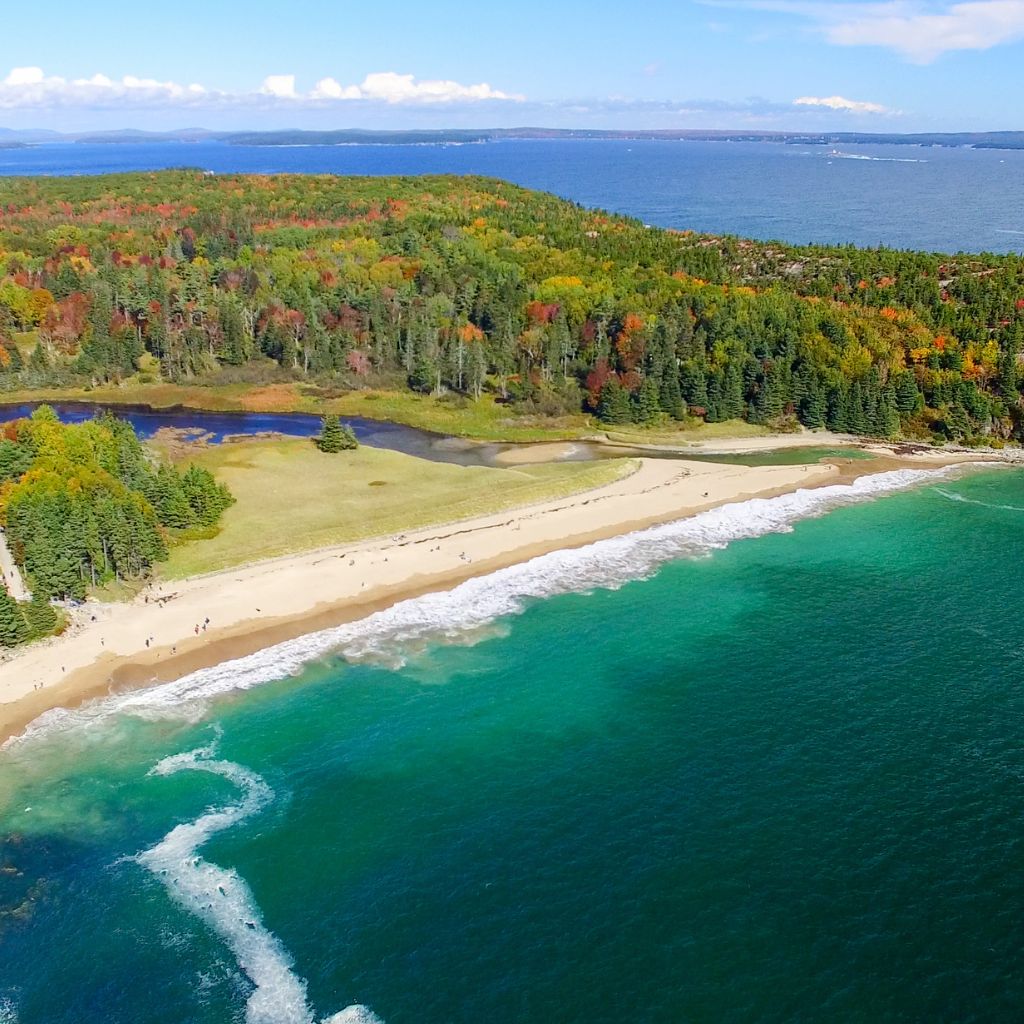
top-left (133, 738), bottom-right (381, 1024)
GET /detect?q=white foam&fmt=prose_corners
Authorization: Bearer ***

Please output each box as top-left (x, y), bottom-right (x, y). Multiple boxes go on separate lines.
top-left (0, 999), bottom-right (17, 1024)
top-left (134, 742), bottom-right (380, 1024)
top-left (935, 487), bottom-right (1024, 512)
top-left (827, 150), bottom-right (925, 163)
top-left (4, 464), bottom-right (991, 747)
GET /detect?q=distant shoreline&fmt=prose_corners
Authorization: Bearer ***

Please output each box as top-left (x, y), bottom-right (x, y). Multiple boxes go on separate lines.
top-left (6, 130), bottom-right (1024, 152)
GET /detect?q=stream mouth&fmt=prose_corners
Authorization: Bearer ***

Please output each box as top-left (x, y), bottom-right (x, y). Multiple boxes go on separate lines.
top-left (0, 401), bottom-right (512, 467)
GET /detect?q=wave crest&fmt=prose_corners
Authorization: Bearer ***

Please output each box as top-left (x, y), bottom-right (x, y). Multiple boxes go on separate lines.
top-left (135, 741), bottom-right (381, 1024)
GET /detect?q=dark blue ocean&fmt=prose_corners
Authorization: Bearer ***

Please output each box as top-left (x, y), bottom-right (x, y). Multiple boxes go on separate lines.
top-left (1, 139), bottom-right (1023, 253)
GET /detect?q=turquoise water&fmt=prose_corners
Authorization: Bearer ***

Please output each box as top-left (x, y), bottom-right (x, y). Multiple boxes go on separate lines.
top-left (2, 466), bottom-right (1023, 1023)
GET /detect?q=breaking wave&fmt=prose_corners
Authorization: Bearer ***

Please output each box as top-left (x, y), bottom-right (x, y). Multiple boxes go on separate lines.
top-left (826, 150), bottom-right (925, 163)
top-left (5, 465), bottom-right (993, 747)
top-left (134, 739), bottom-right (381, 1024)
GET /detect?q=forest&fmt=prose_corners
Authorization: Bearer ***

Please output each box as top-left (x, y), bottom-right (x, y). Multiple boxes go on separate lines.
top-left (0, 406), bottom-right (232, 644)
top-left (0, 170), bottom-right (1022, 442)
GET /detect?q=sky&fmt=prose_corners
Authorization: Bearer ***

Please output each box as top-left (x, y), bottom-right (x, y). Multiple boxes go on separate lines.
top-left (1, 0), bottom-right (1022, 133)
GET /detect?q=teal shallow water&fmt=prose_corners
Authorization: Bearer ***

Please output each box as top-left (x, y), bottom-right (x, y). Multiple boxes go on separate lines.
top-left (1, 467), bottom-right (1023, 1023)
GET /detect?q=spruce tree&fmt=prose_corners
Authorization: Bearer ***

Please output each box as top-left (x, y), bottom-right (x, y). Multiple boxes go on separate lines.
top-left (895, 371), bottom-right (921, 414)
top-left (23, 595), bottom-right (57, 640)
top-left (658, 364), bottom-right (685, 420)
top-left (635, 376), bottom-right (662, 424)
top-left (316, 415), bottom-right (357, 452)
top-left (875, 385), bottom-right (901, 438)
top-left (0, 588), bottom-right (28, 647)
top-left (596, 378), bottom-right (631, 424)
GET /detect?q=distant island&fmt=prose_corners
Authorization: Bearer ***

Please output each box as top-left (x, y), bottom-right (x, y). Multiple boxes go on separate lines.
top-left (4, 126), bottom-right (1024, 151)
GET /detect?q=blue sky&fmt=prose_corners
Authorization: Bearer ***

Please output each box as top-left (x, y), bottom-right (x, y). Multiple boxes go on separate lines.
top-left (1, 0), bottom-right (1023, 132)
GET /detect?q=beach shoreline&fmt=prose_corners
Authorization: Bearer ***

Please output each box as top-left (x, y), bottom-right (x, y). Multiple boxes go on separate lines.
top-left (0, 450), bottom-right (994, 744)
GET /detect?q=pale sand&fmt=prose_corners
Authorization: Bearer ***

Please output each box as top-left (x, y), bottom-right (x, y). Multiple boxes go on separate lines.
top-left (0, 455), bottom-right (873, 741)
top-left (492, 442), bottom-right (586, 465)
top-left (601, 429), bottom-right (862, 455)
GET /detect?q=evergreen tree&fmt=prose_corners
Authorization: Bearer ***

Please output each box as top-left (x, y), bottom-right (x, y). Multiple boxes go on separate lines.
top-left (895, 371), bottom-right (921, 413)
top-left (0, 588), bottom-right (28, 647)
top-left (658, 364), bottom-right (685, 420)
top-left (874, 385), bottom-right (901, 438)
top-left (679, 361), bottom-right (709, 408)
top-left (634, 376), bottom-right (662, 424)
top-left (23, 595), bottom-right (58, 640)
top-left (944, 403), bottom-right (972, 441)
top-left (408, 354), bottom-right (438, 394)
top-left (723, 362), bottom-right (746, 419)
top-left (596, 377), bottom-right (631, 424)
top-left (316, 415), bottom-right (358, 452)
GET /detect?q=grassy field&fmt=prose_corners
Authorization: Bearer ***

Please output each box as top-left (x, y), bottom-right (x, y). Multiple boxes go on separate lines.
top-left (331, 391), bottom-right (592, 441)
top-left (161, 438), bottom-right (634, 579)
top-left (602, 419), bottom-right (782, 446)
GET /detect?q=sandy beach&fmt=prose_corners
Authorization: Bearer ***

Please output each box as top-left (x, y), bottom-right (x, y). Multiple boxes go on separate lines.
top-left (0, 450), bottom-right (983, 742)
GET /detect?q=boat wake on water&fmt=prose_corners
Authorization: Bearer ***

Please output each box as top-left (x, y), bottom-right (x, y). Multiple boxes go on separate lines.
top-left (3, 464), bottom-right (996, 747)
top-left (132, 735), bottom-right (381, 1024)
top-left (934, 487), bottom-right (1024, 512)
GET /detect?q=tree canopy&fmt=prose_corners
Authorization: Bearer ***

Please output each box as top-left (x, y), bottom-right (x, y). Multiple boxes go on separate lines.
top-left (0, 406), bottom-right (233, 600)
top-left (0, 170), bottom-right (1021, 442)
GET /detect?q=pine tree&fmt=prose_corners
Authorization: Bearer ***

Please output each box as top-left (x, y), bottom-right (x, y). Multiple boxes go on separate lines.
top-left (635, 376), bottom-right (662, 424)
top-left (895, 371), bottom-right (921, 413)
top-left (723, 362), bottom-right (746, 419)
top-left (0, 588), bottom-right (28, 647)
top-left (596, 377), bottom-right (631, 424)
top-left (316, 415), bottom-right (357, 453)
top-left (679, 361), bottom-right (709, 408)
top-left (408, 354), bottom-right (438, 394)
top-left (944, 403), bottom-right (972, 441)
top-left (658, 364), bottom-right (685, 420)
top-left (23, 595), bottom-right (57, 640)
top-left (875, 385), bottom-right (901, 438)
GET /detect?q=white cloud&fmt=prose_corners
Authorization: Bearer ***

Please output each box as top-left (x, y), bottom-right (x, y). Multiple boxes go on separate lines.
top-left (0, 66), bottom-right (524, 111)
top-left (311, 77), bottom-right (361, 100)
top-left (0, 67), bottom-right (213, 109)
top-left (710, 0), bottom-right (1024, 61)
top-left (794, 94), bottom-right (890, 112)
top-left (260, 74), bottom-right (298, 99)
top-left (312, 72), bottom-right (522, 104)
top-left (4, 66), bottom-right (45, 86)
top-left (823, 0), bottom-right (1024, 61)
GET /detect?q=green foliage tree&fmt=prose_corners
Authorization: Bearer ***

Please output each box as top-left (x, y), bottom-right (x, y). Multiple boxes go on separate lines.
top-left (596, 378), bottom-right (631, 424)
top-left (0, 407), bottom-right (232, 599)
top-left (0, 587), bottom-right (28, 647)
top-left (23, 595), bottom-right (58, 640)
top-left (316, 415), bottom-right (358, 453)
